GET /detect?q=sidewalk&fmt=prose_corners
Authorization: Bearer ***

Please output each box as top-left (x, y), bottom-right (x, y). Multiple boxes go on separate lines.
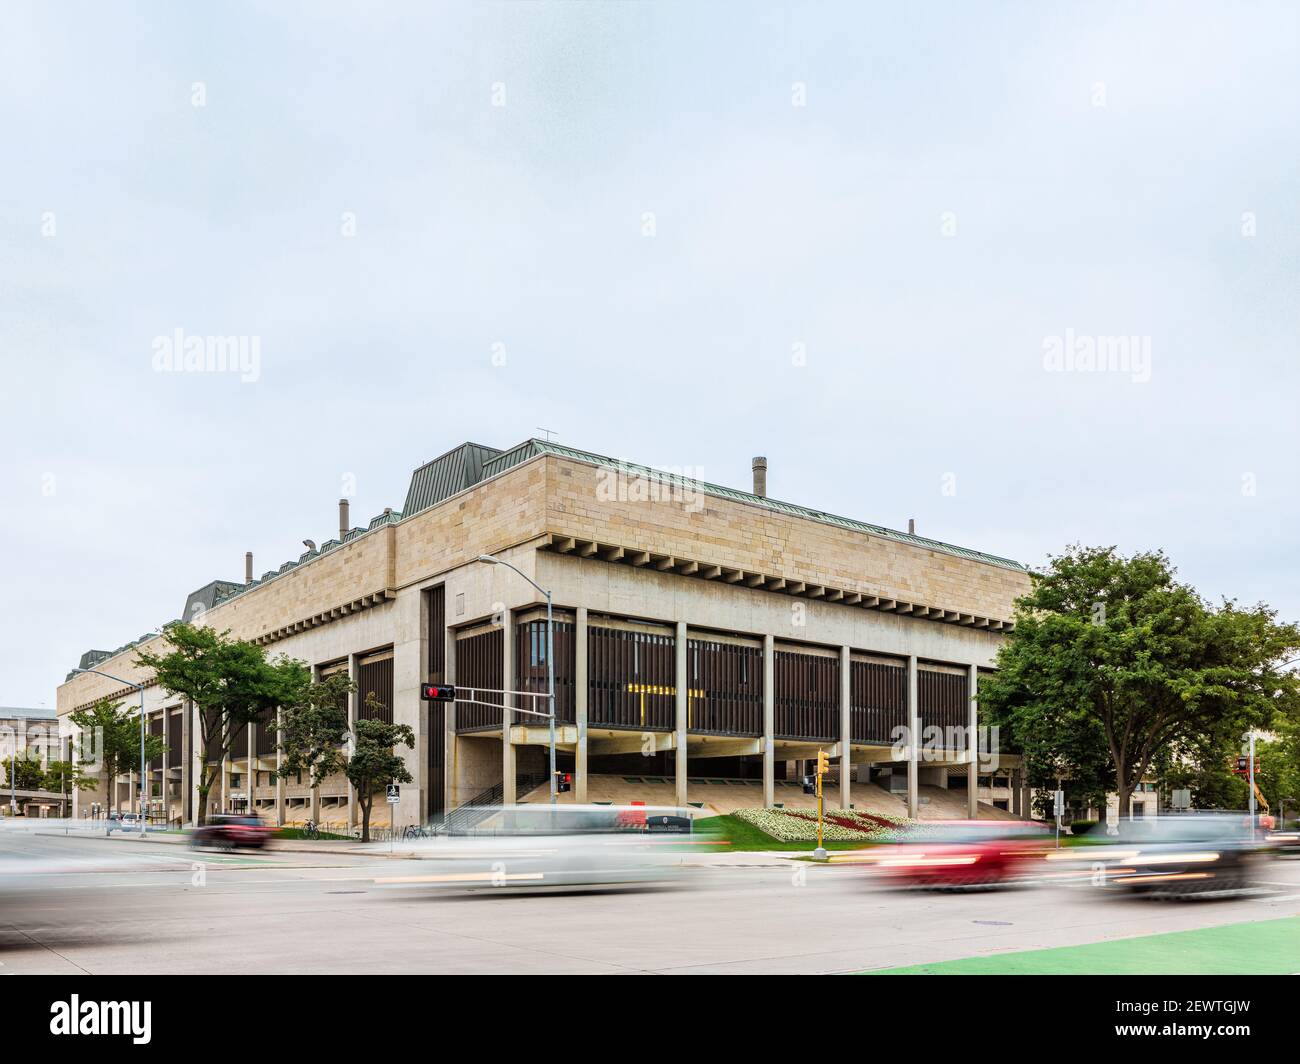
top-left (33, 826), bottom-right (381, 857)
top-left (27, 826), bottom-right (797, 865)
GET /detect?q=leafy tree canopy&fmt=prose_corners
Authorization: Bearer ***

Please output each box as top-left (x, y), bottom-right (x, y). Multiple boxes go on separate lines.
top-left (980, 545), bottom-right (1300, 817)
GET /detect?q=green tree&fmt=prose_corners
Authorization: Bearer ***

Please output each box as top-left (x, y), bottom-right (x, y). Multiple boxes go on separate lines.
top-left (42, 758), bottom-right (99, 794)
top-left (980, 546), bottom-right (1300, 818)
top-left (69, 699), bottom-right (166, 812)
top-left (344, 699), bottom-right (414, 843)
top-left (136, 623), bottom-right (309, 825)
top-left (1256, 714), bottom-right (1300, 824)
top-left (276, 670), bottom-right (353, 788)
top-left (2, 753), bottom-right (46, 791)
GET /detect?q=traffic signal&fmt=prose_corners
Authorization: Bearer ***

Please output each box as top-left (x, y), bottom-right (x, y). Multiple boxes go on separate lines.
top-left (420, 683), bottom-right (456, 702)
top-left (816, 749), bottom-right (830, 777)
top-left (556, 771), bottom-right (572, 793)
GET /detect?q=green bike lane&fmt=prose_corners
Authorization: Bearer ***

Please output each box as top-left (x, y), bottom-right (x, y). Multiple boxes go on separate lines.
top-left (865, 915), bottom-right (1300, 974)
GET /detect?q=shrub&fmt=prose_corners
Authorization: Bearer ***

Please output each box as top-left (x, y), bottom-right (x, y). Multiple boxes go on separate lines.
top-left (1070, 819), bottom-right (1098, 836)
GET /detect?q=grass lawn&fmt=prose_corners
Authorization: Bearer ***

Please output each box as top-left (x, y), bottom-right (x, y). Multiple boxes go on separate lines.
top-left (692, 814), bottom-right (878, 853)
top-left (863, 916), bottom-right (1300, 975)
top-left (275, 827), bottom-right (357, 841)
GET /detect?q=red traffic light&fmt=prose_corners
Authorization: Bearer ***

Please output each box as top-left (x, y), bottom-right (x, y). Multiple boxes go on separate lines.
top-left (420, 683), bottom-right (456, 702)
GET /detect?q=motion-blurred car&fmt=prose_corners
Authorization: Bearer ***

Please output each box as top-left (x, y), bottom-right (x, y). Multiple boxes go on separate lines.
top-left (190, 814), bottom-right (273, 852)
top-left (863, 820), bottom-right (1050, 890)
top-left (378, 804), bottom-right (696, 893)
top-left (1266, 827), bottom-right (1300, 856)
top-left (1095, 815), bottom-right (1264, 897)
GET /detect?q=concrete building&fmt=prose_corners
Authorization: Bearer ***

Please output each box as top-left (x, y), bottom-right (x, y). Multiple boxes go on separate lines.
top-left (1, 706), bottom-right (71, 817)
top-left (56, 439), bottom-right (1035, 829)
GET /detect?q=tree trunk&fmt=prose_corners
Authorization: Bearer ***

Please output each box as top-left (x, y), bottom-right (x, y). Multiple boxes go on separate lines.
top-left (196, 767), bottom-right (214, 827)
top-left (1116, 782), bottom-right (1132, 821)
top-left (360, 795), bottom-right (372, 842)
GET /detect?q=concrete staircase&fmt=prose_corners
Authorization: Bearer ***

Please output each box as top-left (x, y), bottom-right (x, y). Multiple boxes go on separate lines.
top-left (515, 774), bottom-right (1016, 820)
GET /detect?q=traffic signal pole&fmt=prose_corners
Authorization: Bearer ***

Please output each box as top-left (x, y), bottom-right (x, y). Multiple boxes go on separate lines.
top-left (813, 748), bottom-right (828, 861)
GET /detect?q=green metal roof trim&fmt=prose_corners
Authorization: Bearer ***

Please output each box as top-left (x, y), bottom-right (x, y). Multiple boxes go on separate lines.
top-left (403, 442), bottom-right (502, 517)
top-left (486, 439), bottom-right (1026, 573)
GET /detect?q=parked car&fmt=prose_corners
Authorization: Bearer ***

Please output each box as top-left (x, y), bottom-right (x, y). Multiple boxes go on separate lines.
top-left (864, 820), bottom-right (1050, 891)
top-left (190, 814), bottom-right (273, 851)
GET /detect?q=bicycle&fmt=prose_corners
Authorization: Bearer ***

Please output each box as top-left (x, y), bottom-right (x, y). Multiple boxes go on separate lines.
top-left (301, 820), bottom-right (320, 840)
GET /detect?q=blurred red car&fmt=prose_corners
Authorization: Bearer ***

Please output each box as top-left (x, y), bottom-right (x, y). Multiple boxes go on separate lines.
top-left (190, 814), bottom-right (273, 852)
top-left (866, 820), bottom-right (1049, 890)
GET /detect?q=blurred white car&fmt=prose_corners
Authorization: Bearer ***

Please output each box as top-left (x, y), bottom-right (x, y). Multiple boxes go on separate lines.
top-left (378, 804), bottom-right (698, 893)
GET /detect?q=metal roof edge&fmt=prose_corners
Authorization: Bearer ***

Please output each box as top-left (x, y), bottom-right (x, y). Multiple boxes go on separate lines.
top-left (527, 441), bottom-right (1027, 573)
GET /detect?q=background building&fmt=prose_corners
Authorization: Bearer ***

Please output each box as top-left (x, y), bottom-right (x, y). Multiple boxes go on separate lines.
top-left (56, 439), bottom-right (1034, 828)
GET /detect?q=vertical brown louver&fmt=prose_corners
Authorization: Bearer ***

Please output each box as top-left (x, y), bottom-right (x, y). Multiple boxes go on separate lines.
top-left (774, 649), bottom-right (839, 741)
top-left (514, 618), bottom-right (575, 724)
top-left (587, 625), bottom-right (675, 730)
top-left (357, 650), bottom-right (395, 724)
top-left (427, 585), bottom-right (446, 681)
top-left (454, 627), bottom-right (503, 731)
top-left (687, 637), bottom-right (762, 735)
top-left (918, 669), bottom-right (968, 736)
top-left (850, 660), bottom-right (907, 743)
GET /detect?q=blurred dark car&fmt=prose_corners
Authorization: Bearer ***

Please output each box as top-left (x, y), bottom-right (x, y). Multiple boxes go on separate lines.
top-left (1100, 815), bottom-right (1264, 897)
top-left (867, 820), bottom-right (1050, 890)
top-left (1265, 827), bottom-right (1300, 857)
top-left (191, 814), bottom-right (273, 852)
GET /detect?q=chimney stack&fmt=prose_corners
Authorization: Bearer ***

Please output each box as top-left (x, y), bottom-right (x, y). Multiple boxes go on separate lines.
top-left (339, 498), bottom-right (350, 541)
top-left (245, 552), bottom-right (253, 584)
top-left (752, 456), bottom-right (768, 498)
top-left (907, 518), bottom-right (915, 535)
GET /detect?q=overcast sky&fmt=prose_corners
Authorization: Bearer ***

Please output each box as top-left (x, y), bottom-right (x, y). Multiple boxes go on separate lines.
top-left (2, 1), bottom-right (1297, 708)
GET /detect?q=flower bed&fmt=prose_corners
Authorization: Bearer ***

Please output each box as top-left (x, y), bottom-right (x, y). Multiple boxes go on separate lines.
top-left (733, 806), bottom-right (912, 843)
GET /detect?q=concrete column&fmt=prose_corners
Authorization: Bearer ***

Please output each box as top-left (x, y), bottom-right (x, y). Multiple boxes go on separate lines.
top-left (347, 654), bottom-right (360, 829)
top-left (501, 608), bottom-right (516, 805)
top-left (127, 770), bottom-right (135, 814)
top-left (574, 607), bottom-right (589, 802)
top-left (220, 756), bottom-right (229, 816)
top-left (762, 634), bottom-right (775, 807)
top-left (906, 655), bottom-right (919, 819)
top-left (967, 664), bottom-right (979, 818)
top-left (247, 715), bottom-right (255, 817)
top-left (839, 646), bottom-right (851, 809)
top-left (161, 710), bottom-right (170, 826)
top-left (1021, 776), bottom-right (1032, 821)
top-left (1011, 768), bottom-right (1021, 816)
top-left (308, 665), bottom-right (320, 826)
top-left (675, 621), bottom-right (688, 807)
top-left (188, 699), bottom-right (199, 824)
top-left (443, 623), bottom-right (456, 814)
top-left (275, 706), bottom-right (284, 826)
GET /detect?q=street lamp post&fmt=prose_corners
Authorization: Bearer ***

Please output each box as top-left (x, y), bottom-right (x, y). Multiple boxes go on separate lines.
top-left (69, 668), bottom-right (148, 836)
top-left (477, 554), bottom-right (557, 805)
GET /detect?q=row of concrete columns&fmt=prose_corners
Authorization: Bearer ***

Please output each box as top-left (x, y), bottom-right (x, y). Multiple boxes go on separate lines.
top-left (490, 610), bottom-right (989, 819)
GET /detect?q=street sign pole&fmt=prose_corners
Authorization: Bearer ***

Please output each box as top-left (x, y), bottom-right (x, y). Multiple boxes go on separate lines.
top-left (1248, 732), bottom-right (1257, 841)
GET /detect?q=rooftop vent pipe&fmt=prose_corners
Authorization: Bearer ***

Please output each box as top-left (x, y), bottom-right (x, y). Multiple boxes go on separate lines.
top-left (908, 518), bottom-right (916, 535)
top-left (339, 498), bottom-right (350, 541)
top-left (752, 456), bottom-right (768, 498)
top-left (245, 552), bottom-right (253, 584)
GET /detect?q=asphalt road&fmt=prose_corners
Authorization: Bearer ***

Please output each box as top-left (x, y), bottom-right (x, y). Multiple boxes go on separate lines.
top-left (3, 829), bottom-right (1299, 974)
